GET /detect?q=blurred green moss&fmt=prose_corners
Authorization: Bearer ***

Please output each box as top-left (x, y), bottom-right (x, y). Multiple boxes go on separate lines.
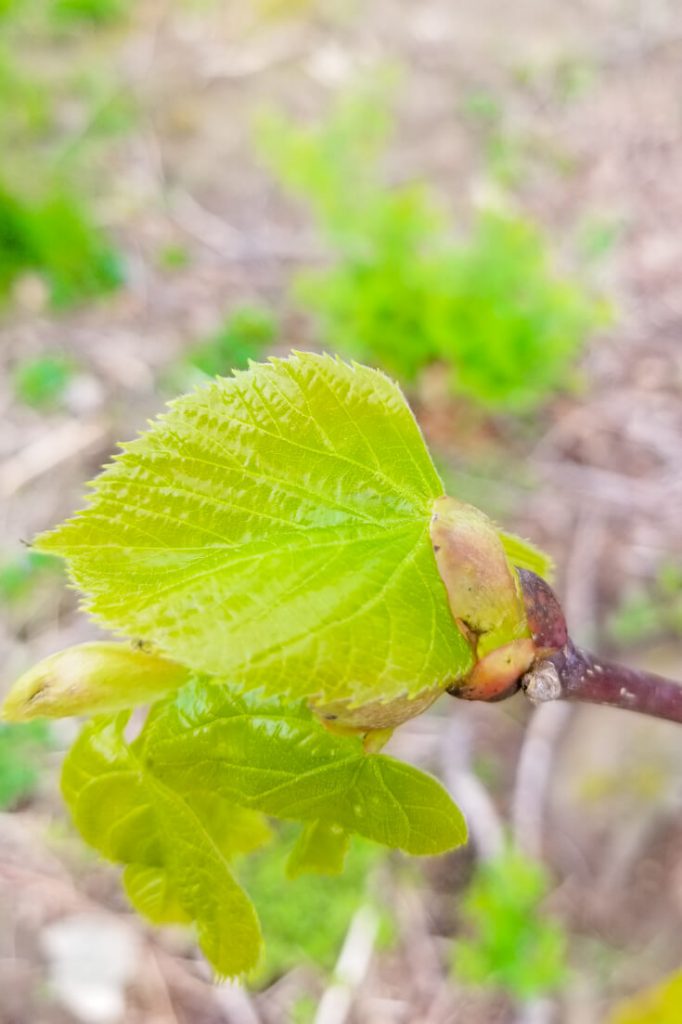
top-left (452, 846), bottom-right (568, 1002)
top-left (607, 564), bottom-right (682, 648)
top-left (11, 353), bottom-right (76, 409)
top-left (256, 77), bottom-right (610, 413)
top-left (0, 183), bottom-right (124, 307)
top-left (0, 551), bottom-right (63, 604)
top-left (0, 720), bottom-right (51, 810)
top-left (238, 825), bottom-right (390, 985)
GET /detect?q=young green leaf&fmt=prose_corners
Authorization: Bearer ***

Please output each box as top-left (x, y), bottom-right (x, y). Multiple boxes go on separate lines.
top-left (62, 682), bottom-right (465, 976)
top-left (62, 714), bottom-right (264, 978)
top-left (36, 352), bottom-right (473, 708)
top-left (121, 864), bottom-right (191, 926)
top-left (286, 821), bottom-right (350, 879)
top-left (2, 642), bottom-right (191, 722)
top-left (142, 681), bottom-right (467, 856)
top-left (122, 794), bottom-right (271, 927)
top-left (498, 530), bottom-right (554, 579)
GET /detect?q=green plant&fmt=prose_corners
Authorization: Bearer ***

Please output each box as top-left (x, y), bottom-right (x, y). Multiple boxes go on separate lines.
top-left (256, 82), bottom-right (608, 411)
top-left (607, 564), bottom-right (682, 648)
top-left (0, 0), bottom-right (129, 309)
top-left (0, 182), bottom-right (123, 307)
top-left (0, 720), bottom-right (50, 809)
top-left (157, 242), bottom-right (191, 271)
top-left (240, 825), bottom-right (386, 983)
top-left (50, 0), bottom-right (129, 26)
top-left (0, 550), bottom-right (62, 603)
top-left (3, 353), bottom-right (679, 981)
top-left (11, 353), bottom-right (75, 408)
top-left (452, 846), bottom-right (567, 1002)
top-left (2, 353), bottom-right (554, 977)
top-left (436, 213), bottom-right (606, 410)
top-left (187, 303), bottom-right (277, 376)
top-left (0, 43), bottom-right (51, 139)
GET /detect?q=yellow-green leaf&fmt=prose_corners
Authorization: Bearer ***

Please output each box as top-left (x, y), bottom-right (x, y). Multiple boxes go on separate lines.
top-left (286, 821), bottom-right (350, 879)
top-left (61, 714), bottom-right (264, 978)
top-left (36, 353), bottom-right (473, 707)
top-left (143, 681), bottom-right (467, 857)
top-left (2, 643), bottom-right (191, 722)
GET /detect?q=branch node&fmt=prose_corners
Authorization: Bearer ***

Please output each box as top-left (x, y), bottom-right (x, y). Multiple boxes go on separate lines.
top-left (522, 661), bottom-right (562, 704)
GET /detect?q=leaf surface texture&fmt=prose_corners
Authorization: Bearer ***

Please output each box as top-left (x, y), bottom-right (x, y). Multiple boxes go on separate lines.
top-left (39, 354), bottom-right (472, 704)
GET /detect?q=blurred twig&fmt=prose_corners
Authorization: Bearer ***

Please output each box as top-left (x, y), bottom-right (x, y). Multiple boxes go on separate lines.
top-left (441, 716), bottom-right (504, 861)
top-left (512, 510), bottom-right (603, 859)
top-left (0, 420), bottom-right (108, 500)
top-left (313, 905), bottom-right (379, 1024)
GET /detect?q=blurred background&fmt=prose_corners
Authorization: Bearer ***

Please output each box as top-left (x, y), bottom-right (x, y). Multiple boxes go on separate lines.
top-left (1, 1), bottom-right (681, 1022)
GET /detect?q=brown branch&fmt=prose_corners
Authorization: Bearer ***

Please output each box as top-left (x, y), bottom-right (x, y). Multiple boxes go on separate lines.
top-left (514, 568), bottom-right (682, 724)
top-left (448, 569), bottom-right (682, 725)
top-left (523, 641), bottom-right (682, 725)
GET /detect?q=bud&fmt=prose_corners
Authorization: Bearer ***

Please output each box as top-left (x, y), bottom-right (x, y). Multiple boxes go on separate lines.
top-left (455, 639), bottom-right (536, 701)
top-left (430, 495), bottom-right (535, 700)
top-left (515, 568), bottom-right (568, 658)
top-left (2, 643), bottom-right (191, 721)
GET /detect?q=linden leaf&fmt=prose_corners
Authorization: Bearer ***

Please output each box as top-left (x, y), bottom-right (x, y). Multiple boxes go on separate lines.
top-left (123, 792), bottom-right (272, 926)
top-left (61, 714), bottom-right (264, 978)
top-left (498, 530), bottom-right (554, 579)
top-left (36, 352), bottom-right (473, 707)
top-left (143, 681), bottom-right (467, 856)
top-left (122, 864), bottom-right (190, 926)
top-left (286, 821), bottom-right (350, 879)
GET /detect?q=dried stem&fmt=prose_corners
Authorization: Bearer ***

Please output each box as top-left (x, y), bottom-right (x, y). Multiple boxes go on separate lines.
top-left (523, 640), bottom-right (682, 725)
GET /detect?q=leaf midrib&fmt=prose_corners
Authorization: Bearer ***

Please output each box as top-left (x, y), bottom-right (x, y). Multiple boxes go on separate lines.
top-left (45, 515), bottom-right (424, 555)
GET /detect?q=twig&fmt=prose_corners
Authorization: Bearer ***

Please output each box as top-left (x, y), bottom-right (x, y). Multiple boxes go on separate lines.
top-left (213, 981), bottom-right (263, 1024)
top-left (511, 701), bottom-right (571, 861)
top-left (313, 906), bottom-right (379, 1024)
top-left (454, 556), bottom-right (682, 858)
top-left (507, 561), bottom-right (682, 725)
top-left (0, 420), bottom-right (108, 500)
top-left (523, 642), bottom-right (682, 724)
top-left (441, 717), bottom-right (505, 861)
top-left (515, 997), bottom-right (555, 1024)
top-left (510, 509), bottom-right (601, 857)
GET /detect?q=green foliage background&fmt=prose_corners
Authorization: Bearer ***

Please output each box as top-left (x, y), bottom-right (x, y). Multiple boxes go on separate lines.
top-left (257, 80), bottom-right (609, 411)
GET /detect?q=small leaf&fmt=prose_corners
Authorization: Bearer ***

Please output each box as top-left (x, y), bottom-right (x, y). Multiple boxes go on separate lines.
top-left (286, 821), bottom-right (350, 878)
top-left (2, 643), bottom-right (191, 722)
top-left (452, 847), bottom-right (567, 1002)
top-left (122, 864), bottom-right (191, 925)
top-left (62, 714), bottom-right (263, 978)
top-left (36, 353), bottom-right (473, 708)
top-left (122, 796), bottom-right (271, 926)
top-left (143, 681), bottom-right (467, 856)
top-left (498, 530), bottom-right (554, 579)
top-left (145, 776), bottom-right (262, 979)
